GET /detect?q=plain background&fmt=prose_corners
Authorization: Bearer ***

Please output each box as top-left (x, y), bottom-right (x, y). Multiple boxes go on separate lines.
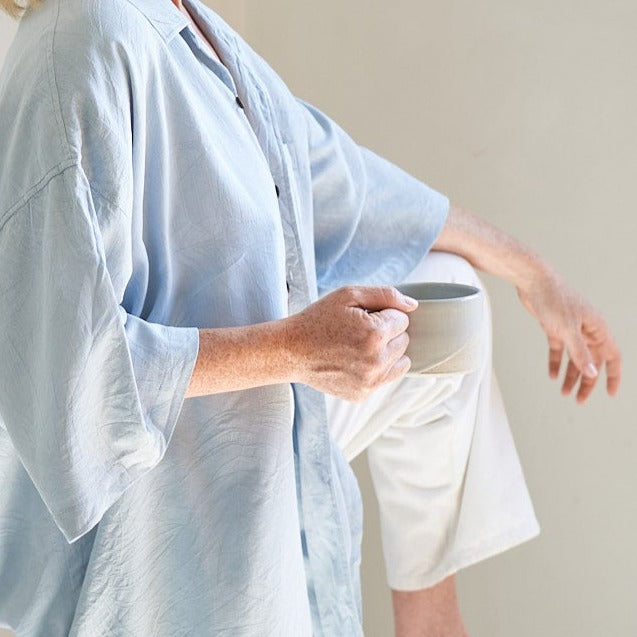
top-left (1, 1), bottom-right (635, 635)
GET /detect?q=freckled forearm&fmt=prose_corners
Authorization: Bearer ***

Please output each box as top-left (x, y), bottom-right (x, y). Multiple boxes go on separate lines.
top-left (184, 320), bottom-right (299, 399)
top-left (432, 204), bottom-right (553, 292)
top-left (183, 284), bottom-right (419, 402)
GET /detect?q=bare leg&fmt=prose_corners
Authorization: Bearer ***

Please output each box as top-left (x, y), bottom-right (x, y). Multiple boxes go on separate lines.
top-left (392, 575), bottom-right (469, 637)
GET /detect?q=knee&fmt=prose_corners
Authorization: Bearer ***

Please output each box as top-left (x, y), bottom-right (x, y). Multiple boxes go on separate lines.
top-left (404, 251), bottom-right (484, 291)
top-left (402, 250), bottom-right (493, 371)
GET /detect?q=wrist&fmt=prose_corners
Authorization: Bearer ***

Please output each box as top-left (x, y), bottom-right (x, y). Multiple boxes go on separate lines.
top-left (511, 250), bottom-right (557, 295)
top-left (269, 315), bottom-right (307, 385)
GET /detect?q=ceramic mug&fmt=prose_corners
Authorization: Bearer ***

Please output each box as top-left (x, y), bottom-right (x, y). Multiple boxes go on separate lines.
top-left (395, 282), bottom-right (484, 375)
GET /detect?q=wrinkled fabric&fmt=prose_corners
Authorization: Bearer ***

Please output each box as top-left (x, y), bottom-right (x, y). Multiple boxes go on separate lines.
top-left (326, 252), bottom-right (540, 591)
top-left (0, 0), bottom-right (449, 634)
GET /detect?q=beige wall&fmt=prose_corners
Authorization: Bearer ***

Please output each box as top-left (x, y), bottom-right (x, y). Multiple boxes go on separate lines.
top-left (2, 1), bottom-right (636, 636)
top-left (241, 1), bottom-right (637, 636)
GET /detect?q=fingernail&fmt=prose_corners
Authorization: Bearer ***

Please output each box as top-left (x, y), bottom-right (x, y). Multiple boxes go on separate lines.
top-left (403, 295), bottom-right (418, 309)
top-left (585, 363), bottom-right (598, 378)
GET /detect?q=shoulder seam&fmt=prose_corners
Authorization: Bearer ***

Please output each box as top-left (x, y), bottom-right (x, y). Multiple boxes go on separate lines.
top-left (46, 0), bottom-right (73, 167)
top-left (0, 160), bottom-right (77, 232)
top-left (0, 161), bottom-right (128, 234)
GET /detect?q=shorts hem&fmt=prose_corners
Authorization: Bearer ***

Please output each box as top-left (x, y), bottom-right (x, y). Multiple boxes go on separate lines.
top-left (387, 518), bottom-right (541, 592)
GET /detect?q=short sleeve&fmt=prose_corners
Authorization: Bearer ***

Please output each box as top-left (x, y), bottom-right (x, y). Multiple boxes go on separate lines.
top-left (298, 99), bottom-right (450, 293)
top-left (0, 164), bottom-right (199, 543)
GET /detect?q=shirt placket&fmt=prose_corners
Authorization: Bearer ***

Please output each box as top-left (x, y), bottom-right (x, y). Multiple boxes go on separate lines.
top-left (223, 59), bottom-right (362, 635)
top-left (179, 14), bottom-right (362, 634)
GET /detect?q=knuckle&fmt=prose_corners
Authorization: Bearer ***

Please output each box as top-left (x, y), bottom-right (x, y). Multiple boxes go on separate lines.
top-left (363, 328), bottom-right (383, 353)
top-left (338, 285), bottom-right (361, 304)
top-left (384, 308), bottom-right (406, 331)
top-left (363, 310), bottom-right (381, 329)
top-left (360, 361), bottom-right (384, 390)
top-left (341, 285), bottom-right (357, 301)
top-left (387, 332), bottom-right (408, 357)
top-left (361, 366), bottom-right (377, 388)
top-left (381, 286), bottom-right (400, 304)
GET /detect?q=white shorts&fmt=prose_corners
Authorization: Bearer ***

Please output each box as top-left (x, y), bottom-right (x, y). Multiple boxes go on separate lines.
top-left (326, 251), bottom-right (540, 591)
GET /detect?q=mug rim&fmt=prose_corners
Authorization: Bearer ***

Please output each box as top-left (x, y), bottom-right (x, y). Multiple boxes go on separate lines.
top-left (396, 281), bottom-right (481, 302)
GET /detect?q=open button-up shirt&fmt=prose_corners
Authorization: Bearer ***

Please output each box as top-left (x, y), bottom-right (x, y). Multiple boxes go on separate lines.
top-left (0, 0), bottom-right (448, 634)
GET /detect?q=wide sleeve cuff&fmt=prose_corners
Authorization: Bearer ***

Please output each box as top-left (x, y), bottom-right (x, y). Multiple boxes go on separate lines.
top-left (0, 167), bottom-right (200, 543)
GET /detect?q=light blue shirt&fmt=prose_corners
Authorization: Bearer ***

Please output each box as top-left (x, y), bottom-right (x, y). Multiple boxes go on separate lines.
top-left (0, 0), bottom-right (448, 634)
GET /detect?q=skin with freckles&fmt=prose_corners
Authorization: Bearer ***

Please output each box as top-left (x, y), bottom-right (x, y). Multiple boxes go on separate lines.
top-left (0, 0), bottom-right (618, 634)
top-left (170, 1), bottom-right (622, 635)
top-left (171, 0), bottom-right (622, 406)
top-left (287, 286), bottom-right (416, 401)
top-left (433, 205), bottom-right (621, 404)
top-left (186, 204), bottom-right (622, 405)
top-left (393, 576), bottom-right (469, 637)
top-left (186, 286), bottom-right (417, 403)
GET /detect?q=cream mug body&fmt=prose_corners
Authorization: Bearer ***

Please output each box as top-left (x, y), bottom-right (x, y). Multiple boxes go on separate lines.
top-left (395, 282), bottom-right (484, 375)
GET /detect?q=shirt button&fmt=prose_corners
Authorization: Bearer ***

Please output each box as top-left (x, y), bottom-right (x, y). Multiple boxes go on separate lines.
top-left (235, 95), bottom-right (245, 109)
top-left (275, 184), bottom-right (280, 198)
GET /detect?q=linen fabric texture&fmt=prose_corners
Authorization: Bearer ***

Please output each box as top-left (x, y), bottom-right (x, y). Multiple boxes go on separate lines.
top-left (0, 0), bottom-right (448, 634)
top-left (326, 251), bottom-right (540, 591)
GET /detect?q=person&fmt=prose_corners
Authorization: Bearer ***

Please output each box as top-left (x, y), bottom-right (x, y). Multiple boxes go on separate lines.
top-left (0, 0), bottom-right (621, 636)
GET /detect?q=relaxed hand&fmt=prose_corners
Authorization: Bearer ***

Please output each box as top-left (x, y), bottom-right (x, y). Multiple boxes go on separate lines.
top-left (517, 265), bottom-right (622, 403)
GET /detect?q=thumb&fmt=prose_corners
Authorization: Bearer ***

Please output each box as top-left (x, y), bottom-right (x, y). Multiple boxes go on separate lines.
top-left (566, 331), bottom-right (598, 379)
top-left (350, 286), bottom-right (418, 313)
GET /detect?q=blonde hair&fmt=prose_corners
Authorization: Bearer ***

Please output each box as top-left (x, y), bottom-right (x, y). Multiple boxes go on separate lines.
top-left (1, 0), bottom-right (43, 20)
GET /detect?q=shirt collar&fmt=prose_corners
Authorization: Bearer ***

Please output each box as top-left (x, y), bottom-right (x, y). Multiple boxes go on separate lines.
top-left (125, 0), bottom-right (190, 42)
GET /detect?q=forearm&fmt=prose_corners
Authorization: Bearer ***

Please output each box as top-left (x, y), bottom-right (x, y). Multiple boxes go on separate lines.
top-left (433, 203), bottom-right (622, 399)
top-left (184, 285), bottom-right (418, 401)
top-left (432, 204), bottom-right (554, 291)
top-left (185, 320), bottom-right (296, 399)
